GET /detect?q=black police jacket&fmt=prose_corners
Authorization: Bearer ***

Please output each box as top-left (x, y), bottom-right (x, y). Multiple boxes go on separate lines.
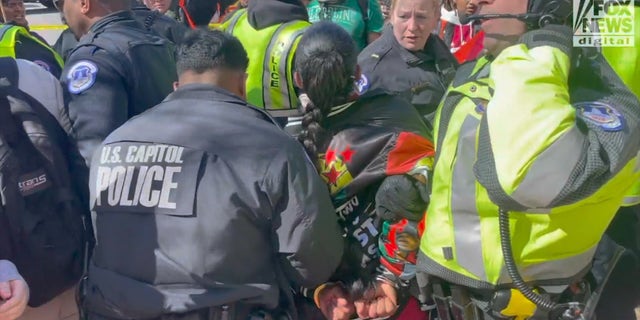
top-left (85, 84), bottom-right (344, 319)
top-left (357, 25), bottom-right (458, 130)
top-left (132, 6), bottom-right (189, 44)
top-left (60, 10), bottom-right (177, 166)
top-left (54, 9), bottom-right (186, 63)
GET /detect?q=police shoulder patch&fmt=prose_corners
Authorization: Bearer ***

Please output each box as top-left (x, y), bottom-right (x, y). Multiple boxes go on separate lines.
top-left (66, 60), bottom-right (98, 94)
top-left (355, 73), bottom-right (370, 95)
top-left (575, 101), bottom-right (625, 132)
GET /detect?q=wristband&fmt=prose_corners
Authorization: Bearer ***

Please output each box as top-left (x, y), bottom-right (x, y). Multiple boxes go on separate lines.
top-left (313, 282), bottom-right (333, 307)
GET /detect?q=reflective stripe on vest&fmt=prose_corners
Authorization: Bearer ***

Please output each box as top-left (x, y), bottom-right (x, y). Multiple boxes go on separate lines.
top-left (225, 8), bottom-right (244, 33)
top-left (622, 180), bottom-right (640, 207)
top-left (226, 11), bottom-right (309, 116)
top-left (0, 24), bottom-right (64, 69)
top-left (419, 58), bottom-right (639, 289)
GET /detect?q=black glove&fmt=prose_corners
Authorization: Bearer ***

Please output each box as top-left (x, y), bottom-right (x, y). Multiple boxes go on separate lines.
top-left (518, 24), bottom-right (574, 58)
top-left (375, 175), bottom-right (429, 222)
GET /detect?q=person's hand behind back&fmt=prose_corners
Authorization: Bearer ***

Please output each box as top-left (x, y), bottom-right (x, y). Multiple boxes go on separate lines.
top-left (0, 277), bottom-right (29, 320)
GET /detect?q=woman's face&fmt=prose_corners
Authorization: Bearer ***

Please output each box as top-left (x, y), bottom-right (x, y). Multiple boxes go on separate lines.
top-left (390, 0), bottom-right (439, 51)
top-left (144, 0), bottom-right (170, 13)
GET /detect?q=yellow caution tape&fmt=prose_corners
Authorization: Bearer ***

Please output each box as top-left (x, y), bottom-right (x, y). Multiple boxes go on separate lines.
top-left (29, 24), bottom-right (68, 31)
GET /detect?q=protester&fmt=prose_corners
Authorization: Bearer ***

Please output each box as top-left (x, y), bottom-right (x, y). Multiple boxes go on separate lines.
top-left (306, 0), bottom-right (385, 52)
top-left (294, 21), bottom-right (434, 320)
top-left (439, 0), bottom-right (484, 63)
top-left (0, 260), bottom-right (29, 320)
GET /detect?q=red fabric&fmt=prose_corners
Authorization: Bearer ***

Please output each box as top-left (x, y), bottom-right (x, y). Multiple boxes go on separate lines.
top-left (453, 31), bottom-right (485, 64)
top-left (395, 297), bottom-right (430, 320)
top-left (439, 20), bottom-right (485, 64)
top-left (218, 2), bottom-right (239, 22)
top-left (450, 24), bottom-right (475, 52)
top-left (179, 0), bottom-right (196, 28)
top-left (385, 132), bottom-right (434, 175)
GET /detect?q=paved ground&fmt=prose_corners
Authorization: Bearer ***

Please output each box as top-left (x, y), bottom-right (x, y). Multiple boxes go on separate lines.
top-left (25, 1), bottom-right (65, 45)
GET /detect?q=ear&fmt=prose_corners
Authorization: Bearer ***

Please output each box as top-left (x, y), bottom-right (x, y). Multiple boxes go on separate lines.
top-left (173, 81), bottom-right (179, 91)
top-left (79, 0), bottom-right (90, 14)
top-left (294, 71), bottom-right (303, 89)
top-left (238, 72), bottom-right (248, 99)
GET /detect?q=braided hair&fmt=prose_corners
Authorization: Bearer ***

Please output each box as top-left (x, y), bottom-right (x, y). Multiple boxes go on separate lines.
top-left (294, 21), bottom-right (358, 167)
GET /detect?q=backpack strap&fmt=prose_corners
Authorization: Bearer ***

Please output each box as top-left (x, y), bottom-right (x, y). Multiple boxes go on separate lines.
top-left (0, 56), bottom-right (18, 91)
top-left (0, 57), bottom-right (75, 192)
top-left (0, 83), bottom-right (20, 260)
top-left (225, 8), bottom-right (246, 34)
top-left (0, 58), bottom-right (27, 153)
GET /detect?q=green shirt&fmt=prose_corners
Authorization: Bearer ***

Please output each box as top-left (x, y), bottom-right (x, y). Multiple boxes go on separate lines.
top-left (307, 0), bottom-right (384, 51)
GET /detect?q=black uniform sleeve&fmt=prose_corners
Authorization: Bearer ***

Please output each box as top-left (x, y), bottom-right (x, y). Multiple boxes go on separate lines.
top-left (262, 142), bottom-right (344, 289)
top-left (61, 47), bottom-right (129, 166)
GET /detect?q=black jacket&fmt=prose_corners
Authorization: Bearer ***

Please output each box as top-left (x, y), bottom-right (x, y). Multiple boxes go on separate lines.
top-left (131, 6), bottom-right (189, 44)
top-left (60, 10), bottom-right (177, 166)
top-left (54, 9), bottom-right (186, 62)
top-left (246, 0), bottom-right (308, 30)
top-left (301, 90), bottom-right (433, 298)
top-left (358, 25), bottom-right (458, 129)
top-left (85, 84), bottom-right (344, 319)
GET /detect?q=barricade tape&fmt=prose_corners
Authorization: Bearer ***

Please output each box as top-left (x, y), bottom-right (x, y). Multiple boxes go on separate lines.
top-left (30, 24), bottom-right (68, 30)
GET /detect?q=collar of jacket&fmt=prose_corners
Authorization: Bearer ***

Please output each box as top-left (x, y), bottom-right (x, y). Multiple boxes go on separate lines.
top-left (88, 10), bottom-right (136, 34)
top-left (165, 83), bottom-right (279, 123)
top-left (247, 0), bottom-right (309, 30)
top-left (382, 24), bottom-right (440, 67)
top-left (326, 89), bottom-right (390, 119)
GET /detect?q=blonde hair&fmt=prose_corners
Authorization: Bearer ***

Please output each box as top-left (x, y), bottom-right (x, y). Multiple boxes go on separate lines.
top-left (390, 0), bottom-right (440, 13)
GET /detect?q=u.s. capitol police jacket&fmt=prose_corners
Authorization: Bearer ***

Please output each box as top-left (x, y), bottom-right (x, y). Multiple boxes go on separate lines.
top-left (85, 84), bottom-right (344, 319)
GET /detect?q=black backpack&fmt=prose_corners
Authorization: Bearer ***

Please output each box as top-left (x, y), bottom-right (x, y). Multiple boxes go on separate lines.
top-left (0, 57), bottom-right (92, 307)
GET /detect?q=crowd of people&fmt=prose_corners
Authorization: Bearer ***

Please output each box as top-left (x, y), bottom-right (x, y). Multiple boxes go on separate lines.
top-left (0, 0), bottom-right (639, 319)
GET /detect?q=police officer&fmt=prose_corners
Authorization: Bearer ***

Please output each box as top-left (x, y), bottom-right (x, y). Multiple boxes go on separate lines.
top-left (54, 2), bottom-right (188, 64)
top-left (218, 0), bottom-right (310, 127)
top-left (416, 0), bottom-right (640, 319)
top-left (85, 29), bottom-right (344, 320)
top-left (0, 0), bottom-right (50, 44)
top-left (0, 0), bottom-right (64, 77)
top-left (357, 0), bottom-right (457, 129)
top-left (58, 0), bottom-right (177, 165)
top-left (597, 3), bottom-right (640, 318)
top-left (292, 21), bottom-right (433, 320)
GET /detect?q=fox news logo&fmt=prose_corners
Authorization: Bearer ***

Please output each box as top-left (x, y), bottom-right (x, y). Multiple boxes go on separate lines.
top-left (573, 0), bottom-right (635, 47)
